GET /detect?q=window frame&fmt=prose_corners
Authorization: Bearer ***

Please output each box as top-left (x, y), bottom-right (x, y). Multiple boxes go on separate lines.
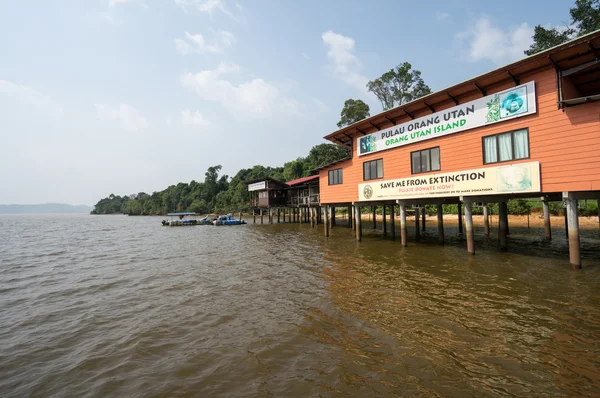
top-left (363, 158), bottom-right (384, 181)
top-left (482, 128), bottom-right (531, 165)
top-left (328, 168), bottom-right (343, 185)
top-left (410, 146), bottom-right (441, 175)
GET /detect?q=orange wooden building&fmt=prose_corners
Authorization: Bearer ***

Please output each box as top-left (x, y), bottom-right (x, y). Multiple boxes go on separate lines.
top-left (316, 31), bottom-right (600, 268)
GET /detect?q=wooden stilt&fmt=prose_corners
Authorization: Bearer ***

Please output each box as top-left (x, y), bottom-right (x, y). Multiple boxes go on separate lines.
top-left (483, 205), bottom-right (490, 236)
top-left (415, 207), bottom-right (420, 241)
top-left (390, 204), bottom-right (396, 240)
top-left (437, 204), bottom-right (444, 244)
top-left (563, 207), bottom-right (568, 238)
top-left (565, 195), bottom-right (581, 269)
top-left (464, 200), bottom-right (475, 255)
top-left (324, 205), bottom-right (330, 237)
top-left (382, 205), bottom-right (387, 236)
top-left (260, 208), bottom-right (264, 224)
top-left (498, 202), bottom-right (508, 251)
top-left (458, 204), bottom-right (463, 234)
top-left (543, 201), bottom-right (551, 241)
top-left (330, 207), bottom-right (335, 228)
top-left (400, 202), bottom-right (407, 247)
top-left (422, 207), bottom-right (426, 232)
top-left (253, 210), bottom-right (256, 224)
top-left (355, 204), bottom-right (362, 241)
top-left (351, 205), bottom-right (356, 230)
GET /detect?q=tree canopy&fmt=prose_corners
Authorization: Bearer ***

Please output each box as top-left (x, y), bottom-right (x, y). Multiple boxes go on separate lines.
top-left (91, 143), bottom-right (350, 216)
top-left (525, 0), bottom-right (600, 55)
top-left (337, 99), bottom-right (370, 128)
top-left (366, 62), bottom-right (431, 111)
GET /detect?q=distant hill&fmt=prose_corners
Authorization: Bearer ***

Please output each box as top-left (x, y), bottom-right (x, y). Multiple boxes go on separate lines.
top-left (0, 203), bottom-right (93, 214)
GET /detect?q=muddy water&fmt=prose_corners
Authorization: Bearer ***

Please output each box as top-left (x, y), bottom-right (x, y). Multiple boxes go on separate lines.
top-left (0, 214), bottom-right (599, 397)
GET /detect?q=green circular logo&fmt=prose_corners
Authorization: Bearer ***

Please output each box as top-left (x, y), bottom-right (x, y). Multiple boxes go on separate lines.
top-left (363, 185), bottom-right (373, 199)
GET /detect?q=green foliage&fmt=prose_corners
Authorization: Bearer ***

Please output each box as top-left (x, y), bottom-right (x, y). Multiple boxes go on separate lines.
top-left (91, 143), bottom-right (350, 216)
top-left (337, 99), bottom-right (370, 128)
top-left (524, 0), bottom-right (599, 56)
top-left (91, 194), bottom-right (129, 214)
top-left (571, 0), bottom-right (600, 35)
top-left (507, 199), bottom-right (531, 215)
top-left (524, 25), bottom-right (575, 56)
top-left (366, 62), bottom-right (431, 111)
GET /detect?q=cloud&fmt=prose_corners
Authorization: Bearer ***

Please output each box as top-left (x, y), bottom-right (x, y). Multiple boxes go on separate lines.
top-left (175, 30), bottom-right (235, 55)
top-left (180, 62), bottom-right (302, 120)
top-left (0, 80), bottom-right (64, 116)
top-left (456, 16), bottom-right (533, 65)
top-left (175, 0), bottom-right (235, 19)
top-left (109, 0), bottom-right (147, 8)
top-left (181, 109), bottom-right (210, 128)
top-left (94, 103), bottom-right (149, 131)
top-left (321, 30), bottom-right (368, 93)
top-left (312, 98), bottom-right (328, 112)
top-left (436, 11), bottom-right (450, 21)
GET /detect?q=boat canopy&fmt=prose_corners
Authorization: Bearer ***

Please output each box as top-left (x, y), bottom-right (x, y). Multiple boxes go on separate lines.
top-left (167, 212), bottom-right (197, 216)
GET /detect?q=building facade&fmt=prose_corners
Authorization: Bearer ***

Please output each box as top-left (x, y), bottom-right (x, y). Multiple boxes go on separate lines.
top-left (316, 31), bottom-right (600, 267)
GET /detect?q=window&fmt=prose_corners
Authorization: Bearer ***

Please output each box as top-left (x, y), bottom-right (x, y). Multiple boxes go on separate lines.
top-left (363, 159), bottom-right (383, 180)
top-left (483, 129), bottom-right (529, 164)
top-left (411, 147), bottom-right (441, 174)
top-left (328, 168), bottom-right (343, 185)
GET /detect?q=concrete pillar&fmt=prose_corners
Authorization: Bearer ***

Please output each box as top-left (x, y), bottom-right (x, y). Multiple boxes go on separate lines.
top-left (269, 208), bottom-right (273, 224)
top-left (464, 201), bottom-right (475, 255)
top-left (382, 205), bottom-right (387, 236)
top-left (399, 202), bottom-right (407, 247)
top-left (324, 206), bottom-right (330, 237)
top-left (498, 202), bottom-right (508, 251)
top-left (415, 207), bottom-right (420, 241)
top-left (351, 205), bottom-right (356, 230)
top-left (543, 201), bottom-right (552, 241)
top-left (458, 204), bottom-right (463, 234)
top-left (437, 204), bottom-right (444, 244)
top-left (355, 204), bottom-right (362, 241)
top-left (422, 207), bottom-right (426, 232)
top-left (372, 206), bottom-right (377, 229)
top-left (310, 207), bottom-right (314, 227)
top-left (483, 205), bottom-right (490, 236)
top-left (390, 205), bottom-right (396, 240)
top-left (565, 196), bottom-right (581, 269)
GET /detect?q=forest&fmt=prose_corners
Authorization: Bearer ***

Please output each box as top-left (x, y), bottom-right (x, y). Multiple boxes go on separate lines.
top-left (91, 143), bottom-right (350, 215)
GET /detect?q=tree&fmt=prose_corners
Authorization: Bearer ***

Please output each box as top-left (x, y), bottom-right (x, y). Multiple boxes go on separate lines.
top-left (571, 0), bottom-right (600, 35)
top-left (305, 143), bottom-right (351, 169)
top-left (337, 99), bottom-right (370, 128)
top-left (366, 62), bottom-right (431, 111)
top-left (524, 0), bottom-right (600, 56)
top-left (524, 26), bottom-right (575, 56)
top-left (283, 158), bottom-right (306, 182)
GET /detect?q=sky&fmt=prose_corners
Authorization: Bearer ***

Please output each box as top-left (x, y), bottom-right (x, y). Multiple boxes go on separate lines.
top-left (0, 0), bottom-right (571, 206)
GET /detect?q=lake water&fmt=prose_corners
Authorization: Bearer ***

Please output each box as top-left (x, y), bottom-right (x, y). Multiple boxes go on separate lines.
top-left (1, 214), bottom-right (599, 397)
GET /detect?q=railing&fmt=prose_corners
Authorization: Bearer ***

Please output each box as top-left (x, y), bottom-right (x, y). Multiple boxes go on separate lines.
top-left (286, 194), bottom-right (320, 206)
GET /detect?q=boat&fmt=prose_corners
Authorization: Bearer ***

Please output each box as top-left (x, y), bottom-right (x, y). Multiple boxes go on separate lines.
top-left (161, 212), bottom-right (212, 226)
top-left (213, 214), bottom-right (247, 226)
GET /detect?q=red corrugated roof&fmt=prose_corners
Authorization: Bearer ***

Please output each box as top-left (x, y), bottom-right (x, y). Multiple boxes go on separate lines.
top-left (286, 175), bottom-right (319, 186)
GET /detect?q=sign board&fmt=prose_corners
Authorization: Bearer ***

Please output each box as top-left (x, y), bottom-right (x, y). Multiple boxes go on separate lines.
top-left (248, 181), bottom-right (267, 191)
top-left (358, 161), bottom-right (541, 202)
top-left (357, 81), bottom-right (536, 156)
